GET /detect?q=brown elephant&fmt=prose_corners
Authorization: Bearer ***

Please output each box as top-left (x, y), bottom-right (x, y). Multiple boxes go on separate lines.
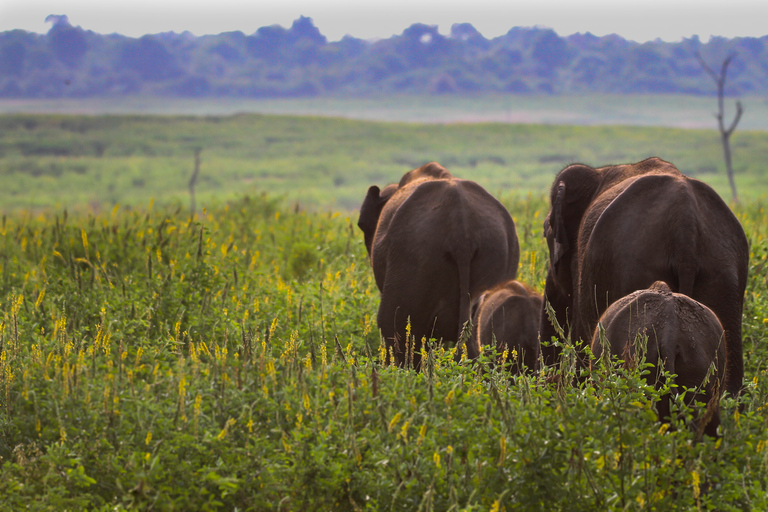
top-left (358, 162), bottom-right (520, 366)
top-left (591, 281), bottom-right (726, 437)
top-left (469, 280), bottom-right (542, 373)
top-left (540, 157), bottom-right (748, 397)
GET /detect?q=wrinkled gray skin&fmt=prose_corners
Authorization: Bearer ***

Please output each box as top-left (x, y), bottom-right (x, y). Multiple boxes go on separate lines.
top-left (469, 280), bottom-right (542, 373)
top-left (358, 162), bottom-right (520, 367)
top-left (540, 157), bottom-right (748, 397)
top-left (591, 281), bottom-right (726, 437)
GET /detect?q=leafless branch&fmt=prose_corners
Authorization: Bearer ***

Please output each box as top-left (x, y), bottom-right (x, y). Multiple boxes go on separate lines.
top-left (695, 51), bottom-right (718, 82)
top-left (719, 54), bottom-right (736, 81)
top-left (696, 51), bottom-right (741, 203)
top-left (726, 100), bottom-right (743, 137)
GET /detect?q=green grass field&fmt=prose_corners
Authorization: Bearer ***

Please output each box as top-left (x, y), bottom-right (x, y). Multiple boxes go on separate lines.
top-left (0, 111), bottom-right (767, 214)
top-left (0, 110), bottom-right (767, 509)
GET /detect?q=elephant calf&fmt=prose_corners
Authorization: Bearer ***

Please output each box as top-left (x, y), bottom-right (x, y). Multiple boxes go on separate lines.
top-left (470, 280), bottom-right (541, 373)
top-left (591, 281), bottom-right (726, 437)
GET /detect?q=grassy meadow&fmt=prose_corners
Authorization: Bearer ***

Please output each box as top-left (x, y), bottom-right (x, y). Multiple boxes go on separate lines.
top-left (1, 111), bottom-right (768, 213)
top-left (0, 111), bottom-right (767, 509)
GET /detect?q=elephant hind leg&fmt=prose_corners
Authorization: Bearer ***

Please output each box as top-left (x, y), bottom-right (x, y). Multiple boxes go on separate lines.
top-left (377, 302), bottom-right (404, 366)
top-left (691, 282), bottom-right (743, 397)
top-left (656, 394), bottom-right (672, 426)
top-left (377, 299), bottom-right (433, 368)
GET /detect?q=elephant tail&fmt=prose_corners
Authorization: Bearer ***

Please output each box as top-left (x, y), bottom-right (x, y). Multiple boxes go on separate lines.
top-left (677, 265), bottom-right (696, 297)
top-left (675, 210), bottom-right (698, 297)
top-left (652, 315), bottom-right (678, 424)
top-left (674, 180), bottom-right (701, 297)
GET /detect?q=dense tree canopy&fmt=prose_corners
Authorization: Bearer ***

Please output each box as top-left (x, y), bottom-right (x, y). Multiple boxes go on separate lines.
top-left (0, 15), bottom-right (766, 98)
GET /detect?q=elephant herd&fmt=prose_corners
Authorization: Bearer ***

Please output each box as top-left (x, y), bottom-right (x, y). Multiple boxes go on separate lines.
top-left (358, 158), bottom-right (749, 436)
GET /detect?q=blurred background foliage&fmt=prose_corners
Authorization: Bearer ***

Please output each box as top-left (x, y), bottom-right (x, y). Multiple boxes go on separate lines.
top-left (1, 15), bottom-right (767, 99)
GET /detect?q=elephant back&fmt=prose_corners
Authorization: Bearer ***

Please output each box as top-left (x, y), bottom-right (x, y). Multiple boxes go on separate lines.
top-left (474, 281), bottom-right (541, 370)
top-left (593, 287), bottom-right (677, 363)
top-left (596, 285), bottom-right (724, 367)
top-left (375, 178), bottom-right (519, 288)
top-left (576, 173), bottom-right (736, 338)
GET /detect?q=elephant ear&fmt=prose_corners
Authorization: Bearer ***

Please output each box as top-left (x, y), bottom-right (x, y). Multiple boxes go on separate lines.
top-left (358, 184), bottom-right (396, 256)
top-left (549, 164), bottom-right (601, 270)
top-left (551, 181), bottom-right (569, 270)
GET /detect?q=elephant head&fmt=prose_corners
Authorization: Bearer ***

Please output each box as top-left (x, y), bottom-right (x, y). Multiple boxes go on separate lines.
top-left (543, 164), bottom-right (600, 285)
top-left (398, 161), bottom-right (452, 187)
top-left (540, 163), bottom-right (602, 363)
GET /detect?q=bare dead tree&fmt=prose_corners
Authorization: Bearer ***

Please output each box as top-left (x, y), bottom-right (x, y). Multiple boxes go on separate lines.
top-left (189, 147), bottom-right (202, 219)
top-left (695, 51), bottom-right (743, 203)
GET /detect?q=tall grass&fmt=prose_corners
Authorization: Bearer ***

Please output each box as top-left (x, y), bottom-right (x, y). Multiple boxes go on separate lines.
top-left (0, 194), bottom-right (766, 509)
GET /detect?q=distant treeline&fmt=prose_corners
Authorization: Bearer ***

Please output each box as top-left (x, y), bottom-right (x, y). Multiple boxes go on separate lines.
top-left (1, 14), bottom-right (767, 99)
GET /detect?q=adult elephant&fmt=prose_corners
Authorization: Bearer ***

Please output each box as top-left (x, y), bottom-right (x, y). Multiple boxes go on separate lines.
top-left (540, 157), bottom-right (748, 396)
top-left (358, 162), bottom-right (520, 366)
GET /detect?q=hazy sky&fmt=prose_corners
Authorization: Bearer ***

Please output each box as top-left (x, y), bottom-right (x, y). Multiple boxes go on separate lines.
top-left (2, 0), bottom-right (767, 42)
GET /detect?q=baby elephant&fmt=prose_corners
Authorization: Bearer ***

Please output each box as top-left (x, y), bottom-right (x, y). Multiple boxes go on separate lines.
top-left (470, 280), bottom-right (542, 373)
top-left (591, 281), bottom-right (726, 437)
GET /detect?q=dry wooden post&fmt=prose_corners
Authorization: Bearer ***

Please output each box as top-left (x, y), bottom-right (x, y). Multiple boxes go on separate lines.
top-left (189, 147), bottom-right (202, 218)
top-left (696, 52), bottom-right (743, 203)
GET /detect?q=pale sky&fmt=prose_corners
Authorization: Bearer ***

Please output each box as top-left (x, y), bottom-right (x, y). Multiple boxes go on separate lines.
top-left (1, 0), bottom-right (767, 42)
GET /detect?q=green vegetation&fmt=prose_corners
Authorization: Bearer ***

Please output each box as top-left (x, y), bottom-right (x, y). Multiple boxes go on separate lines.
top-left (0, 193), bottom-right (767, 509)
top-left (1, 113), bottom-right (768, 213)
top-left (0, 113), bottom-right (767, 508)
